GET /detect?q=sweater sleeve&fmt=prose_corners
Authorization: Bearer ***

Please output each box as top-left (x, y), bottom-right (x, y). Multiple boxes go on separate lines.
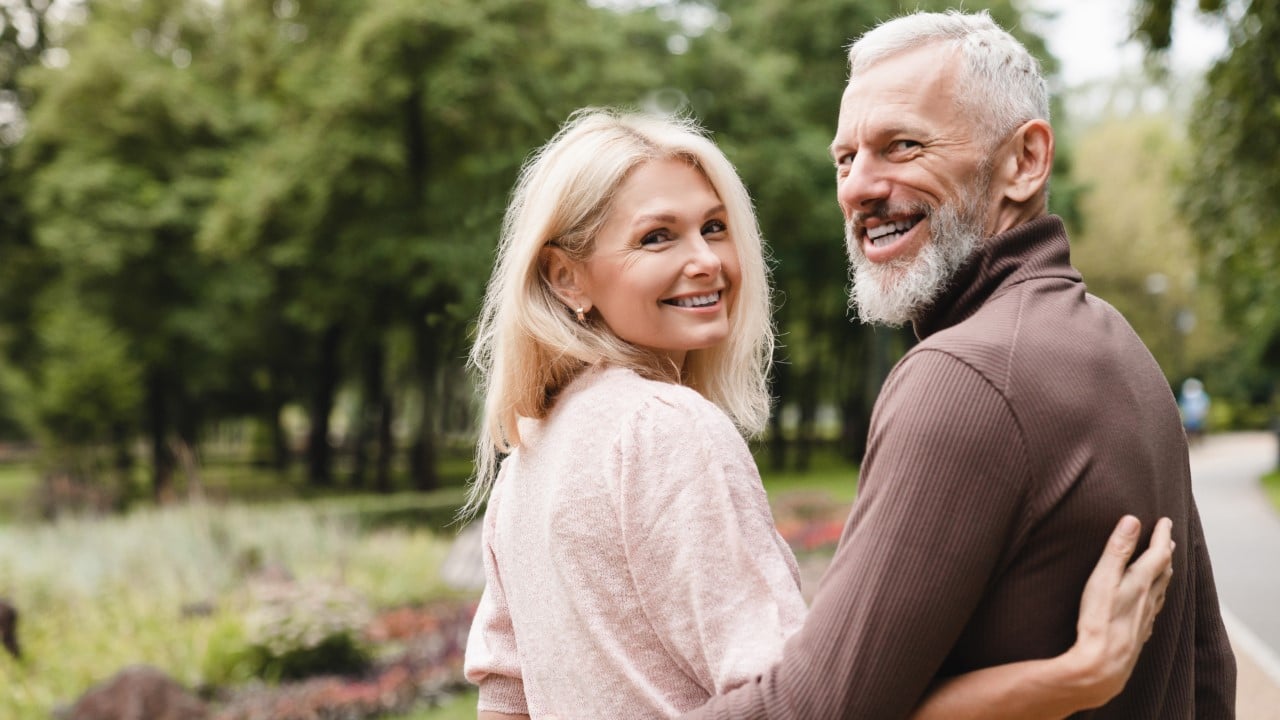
top-left (1189, 502), bottom-right (1238, 717)
top-left (618, 391), bottom-right (808, 696)
top-left (685, 350), bottom-right (1030, 720)
top-left (463, 476), bottom-right (529, 715)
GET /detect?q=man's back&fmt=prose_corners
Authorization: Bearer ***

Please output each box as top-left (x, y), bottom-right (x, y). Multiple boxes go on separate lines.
top-left (916, 219), bottom-right (1233, 715)
top-left (698, 217), bottom-right (1237, 720)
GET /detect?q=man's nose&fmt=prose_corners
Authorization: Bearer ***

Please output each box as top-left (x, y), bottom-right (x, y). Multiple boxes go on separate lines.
top-left (837, 153), bottom-right (891, 212)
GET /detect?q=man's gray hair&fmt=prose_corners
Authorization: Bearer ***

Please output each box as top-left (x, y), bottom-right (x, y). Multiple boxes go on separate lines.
top-left (847, 10), bottom-right (1049, 147)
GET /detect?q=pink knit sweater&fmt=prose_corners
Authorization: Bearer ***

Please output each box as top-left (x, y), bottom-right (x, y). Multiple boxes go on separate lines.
top-left (464, 365), bottom-right (806, 719)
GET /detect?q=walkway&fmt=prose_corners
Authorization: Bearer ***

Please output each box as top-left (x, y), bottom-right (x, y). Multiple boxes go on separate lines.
top-left (1189, 431), bottom-right (1280, 719)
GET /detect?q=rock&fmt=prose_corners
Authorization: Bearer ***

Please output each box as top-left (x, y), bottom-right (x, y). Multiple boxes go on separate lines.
top-left (61, 665), bottom-right (207, 720)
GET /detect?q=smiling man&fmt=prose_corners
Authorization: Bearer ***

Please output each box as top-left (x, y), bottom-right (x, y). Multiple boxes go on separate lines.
top-left (685, 10), bottom-right (1236, 720)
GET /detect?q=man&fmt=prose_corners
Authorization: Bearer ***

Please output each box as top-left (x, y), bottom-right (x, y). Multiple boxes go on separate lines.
top-left (686, 10), bottom-right (1235, 719)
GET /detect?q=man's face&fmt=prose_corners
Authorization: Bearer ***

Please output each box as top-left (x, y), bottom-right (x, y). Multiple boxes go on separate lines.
top-left (830, 44), bottom-right (995, 326)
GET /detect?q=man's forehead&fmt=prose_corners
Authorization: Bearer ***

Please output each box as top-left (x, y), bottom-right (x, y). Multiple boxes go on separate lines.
top-left (836, 50), bottom-right (960, 129)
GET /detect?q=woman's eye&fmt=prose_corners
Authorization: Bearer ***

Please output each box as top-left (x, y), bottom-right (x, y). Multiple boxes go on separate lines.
top-left (702, 219), bottom-right (727, 236)
top-left (640, 230), bottom-right (670, 246)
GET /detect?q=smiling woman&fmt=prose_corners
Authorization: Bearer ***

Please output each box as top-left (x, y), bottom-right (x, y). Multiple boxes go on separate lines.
top-left (543, 157), bottom-right (741, 369)
top-left (460, 109), bottom-right (792, 720)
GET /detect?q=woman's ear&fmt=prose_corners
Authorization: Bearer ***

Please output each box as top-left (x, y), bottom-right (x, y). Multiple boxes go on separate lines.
top-left (541, 246), bottom-right (591, 314)
top-left (999, 118), bottom-right (1054, 204)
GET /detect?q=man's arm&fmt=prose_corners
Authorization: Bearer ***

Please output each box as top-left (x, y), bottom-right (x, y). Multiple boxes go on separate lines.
top-left (909, 515), bottom-right (1175, 719)
top-left (685, 351), bottom-right (1031, 719)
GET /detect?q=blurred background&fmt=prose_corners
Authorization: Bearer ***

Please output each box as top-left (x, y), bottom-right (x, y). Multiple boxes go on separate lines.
top-left (0, 0), bottom-right (1276, 718)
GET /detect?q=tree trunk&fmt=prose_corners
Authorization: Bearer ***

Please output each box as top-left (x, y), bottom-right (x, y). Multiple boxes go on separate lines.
top-left (146, 370), bottom-right (173, 501)
top-left (795, 366), bottom-right (819, 472)
top-left (351, 342), bottom-right (385, 489)
top-left (306, 325), bottom-right (341, 487)
top-left (375, 392), bottom-right (394, 494)
top-left (269, 389), bottom-right (290, 471)
top-left (409, 322), bottom-right (440, 491)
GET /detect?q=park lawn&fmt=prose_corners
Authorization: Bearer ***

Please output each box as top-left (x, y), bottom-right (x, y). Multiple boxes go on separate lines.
top-left (757, 447), bottom-right (859, 504)
top-left (387, 689), bottom-right (478, 720)
top-left (1264, 469), bottom-right (1280, 514)
top-left (0, 461), bottom-right (38, 519)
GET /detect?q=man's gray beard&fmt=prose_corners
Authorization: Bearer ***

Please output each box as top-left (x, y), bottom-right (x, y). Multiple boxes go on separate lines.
top-left (846, 187), bottom-right (987, 327)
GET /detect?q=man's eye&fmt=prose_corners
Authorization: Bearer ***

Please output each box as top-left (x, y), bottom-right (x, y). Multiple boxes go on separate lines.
top-left (702, 220), bottom-right (727, 236)
top-left (889, 140), bottom-right (922, 155)
top-left (835, 152), bottom-right (856, 168)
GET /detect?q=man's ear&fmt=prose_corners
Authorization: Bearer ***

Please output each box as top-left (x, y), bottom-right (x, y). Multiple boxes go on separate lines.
top-left (541, 245), bottom-right (591, 313)
top-left (999, 118), bottom-right (1054, 204)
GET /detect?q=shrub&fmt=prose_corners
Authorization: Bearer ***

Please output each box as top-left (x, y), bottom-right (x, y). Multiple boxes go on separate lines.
top-left (239, 581), bottom-right (373, 682)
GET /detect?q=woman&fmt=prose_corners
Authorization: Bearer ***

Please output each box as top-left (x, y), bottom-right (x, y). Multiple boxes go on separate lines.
top-left (463, 109), bottom-right (1171, 720)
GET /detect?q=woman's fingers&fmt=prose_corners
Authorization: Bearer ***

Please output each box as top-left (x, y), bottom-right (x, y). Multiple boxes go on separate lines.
top-left (1126, 517), bottom-right (1174, 589)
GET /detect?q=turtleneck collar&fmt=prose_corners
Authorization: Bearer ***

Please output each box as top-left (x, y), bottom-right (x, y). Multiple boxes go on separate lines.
top-left (911, 215), bottom-right (1081, 341)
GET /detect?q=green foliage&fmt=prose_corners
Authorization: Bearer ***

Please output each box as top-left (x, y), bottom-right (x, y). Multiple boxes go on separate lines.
top-left (1068, 114), bottom-right (1234, 385)
top-left (24, 302), bottom-right (142, 446)
top-left (1133, 0), bottom-right (1280, 407)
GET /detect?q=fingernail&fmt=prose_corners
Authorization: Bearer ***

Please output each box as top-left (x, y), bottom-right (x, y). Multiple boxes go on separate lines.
top-left (1119, 515), bottom-right (1139, 536)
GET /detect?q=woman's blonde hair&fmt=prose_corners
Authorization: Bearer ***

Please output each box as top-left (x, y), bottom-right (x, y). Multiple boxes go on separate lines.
top-left (463, 108), bottom-right (774, 516)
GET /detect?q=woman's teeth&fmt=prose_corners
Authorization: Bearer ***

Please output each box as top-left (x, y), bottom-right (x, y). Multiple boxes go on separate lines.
top-left (667, 292), bottom-right (720, 308)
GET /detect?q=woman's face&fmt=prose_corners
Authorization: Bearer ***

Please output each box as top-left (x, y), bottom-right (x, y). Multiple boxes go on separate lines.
top-left (579, 158), bottom-right (741, 368)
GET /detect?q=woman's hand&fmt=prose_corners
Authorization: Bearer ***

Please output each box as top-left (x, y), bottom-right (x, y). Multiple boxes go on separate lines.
top-left (1060, 514), bottom-right (1174, 708)
top-left (910, 514), bottom-right (1174, 720)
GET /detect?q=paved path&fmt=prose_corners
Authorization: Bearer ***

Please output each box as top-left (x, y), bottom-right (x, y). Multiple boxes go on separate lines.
top-left (1189, 431), bottom-right (1280, 718)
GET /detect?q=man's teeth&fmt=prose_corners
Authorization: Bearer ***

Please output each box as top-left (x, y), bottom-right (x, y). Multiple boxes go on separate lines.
top-left (669, 292), bottom-right (720, 308)
top-left (866, 219), bottom-right (919, 247)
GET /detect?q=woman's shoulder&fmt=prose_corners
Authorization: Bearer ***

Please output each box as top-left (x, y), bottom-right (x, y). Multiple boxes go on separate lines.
top-left (572, 365), bottom-right (723, 421)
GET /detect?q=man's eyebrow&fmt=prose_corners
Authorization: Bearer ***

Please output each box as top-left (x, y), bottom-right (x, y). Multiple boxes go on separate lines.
top-left (830, 125), bottom-right (927, 159)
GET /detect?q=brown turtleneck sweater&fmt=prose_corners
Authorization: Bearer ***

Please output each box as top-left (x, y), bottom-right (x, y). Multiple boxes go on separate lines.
top-left (686, 215), bottom-right (1236, 719)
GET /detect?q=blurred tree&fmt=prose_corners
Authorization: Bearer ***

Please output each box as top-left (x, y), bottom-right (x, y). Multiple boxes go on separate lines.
top-left (17, 0), bottom-right (231, 498)
top-left (198, 0), bottom-right (676, 488)
top-left (0, 0), bottom-right (76, 437)
top-left (1068, 113), bottom-right (1232, 386)
top-left (1133, 0), bottom-right (1280, 427)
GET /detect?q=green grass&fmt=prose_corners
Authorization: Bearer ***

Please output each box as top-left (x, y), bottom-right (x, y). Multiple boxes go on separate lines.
top-left (756, 446), bottom-right (859, 504)
top-left (386, 689), bottom-right (479, 720)
top-left (0, 461), bottom-right (38, 519)
top-left (1264, 469), bottom-right (1280, 514)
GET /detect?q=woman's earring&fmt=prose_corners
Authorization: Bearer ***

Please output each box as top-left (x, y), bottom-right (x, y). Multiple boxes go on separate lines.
top-left (575, 307), bottom-right (587, 324)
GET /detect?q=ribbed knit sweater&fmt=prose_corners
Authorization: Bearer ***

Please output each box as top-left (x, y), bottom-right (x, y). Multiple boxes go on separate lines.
top-left (686, 216), bottom-right (1237, 719)
top-left (464, 366), bottom-right (807, 719)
